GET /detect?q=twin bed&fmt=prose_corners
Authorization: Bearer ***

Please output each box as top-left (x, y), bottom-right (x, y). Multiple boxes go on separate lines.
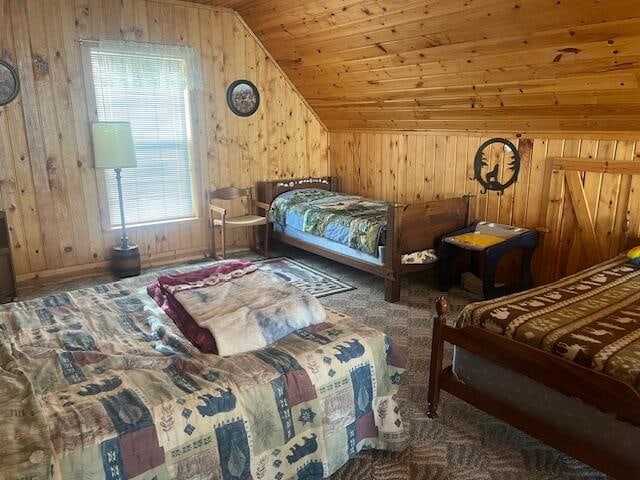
top-left (0, 263), bottom-right (405, 479)
top-left (429, 254), bottom-right (640, 478)
top-left (258, 177), bottom-right (473, 303)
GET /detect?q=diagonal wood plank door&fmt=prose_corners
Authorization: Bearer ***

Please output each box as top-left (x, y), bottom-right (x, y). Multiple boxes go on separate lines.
top-left (541, 156), bottom-right (640, 283)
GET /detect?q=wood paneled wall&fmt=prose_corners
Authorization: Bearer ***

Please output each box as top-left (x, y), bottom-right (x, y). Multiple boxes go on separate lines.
top-left (330, 131), bottom-right (640, 284)
top-left (0, 0), bottom-right (328, 285)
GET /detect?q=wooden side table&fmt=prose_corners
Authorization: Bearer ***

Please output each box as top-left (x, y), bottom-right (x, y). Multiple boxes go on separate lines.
top-left (0, 212), bottom-right (17, 303)
top-left (438, 221), bottom-right (539, 299)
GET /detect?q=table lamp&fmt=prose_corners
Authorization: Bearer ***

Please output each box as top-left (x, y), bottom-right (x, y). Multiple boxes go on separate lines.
top-left (92, 122), bottom-right (141, 278)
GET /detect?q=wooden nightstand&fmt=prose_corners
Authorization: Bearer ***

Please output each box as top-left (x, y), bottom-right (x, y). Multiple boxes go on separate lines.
top-left (0, 212), bottom-right (17, 303)
top-left (438, 221), bottom-right (539, 300)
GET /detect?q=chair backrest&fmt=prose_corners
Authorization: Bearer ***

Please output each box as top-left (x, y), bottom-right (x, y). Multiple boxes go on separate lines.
top-left (208, 186), bottom-right (253, 202)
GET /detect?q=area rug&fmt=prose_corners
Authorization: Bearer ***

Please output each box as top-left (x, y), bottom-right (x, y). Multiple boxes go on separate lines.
top-left (19, 255), bottom-right (354, 301)
top-left (255, 256), bottom-right (355, 298)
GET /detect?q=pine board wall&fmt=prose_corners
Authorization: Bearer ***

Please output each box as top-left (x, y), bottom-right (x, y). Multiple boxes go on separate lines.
top-left (0, 0), bottom-right (328, 286)
top-left (330, 131), bottom-right (640, 285)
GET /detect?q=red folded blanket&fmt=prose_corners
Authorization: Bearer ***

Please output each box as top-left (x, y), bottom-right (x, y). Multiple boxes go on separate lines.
top-left (147, 260), bottom-right (254, 353)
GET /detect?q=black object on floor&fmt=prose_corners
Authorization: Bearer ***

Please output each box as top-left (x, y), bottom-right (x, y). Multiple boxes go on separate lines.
top-left (111, 244), bottom-right (141, 279)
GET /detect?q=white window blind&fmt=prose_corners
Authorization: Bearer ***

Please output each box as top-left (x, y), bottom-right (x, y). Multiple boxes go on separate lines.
top-left (89, 43), bottom-right (197, 227)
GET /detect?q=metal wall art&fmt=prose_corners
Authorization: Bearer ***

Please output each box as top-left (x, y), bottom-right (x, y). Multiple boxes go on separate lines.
top-left (471, 138), bottom-right (521, 195)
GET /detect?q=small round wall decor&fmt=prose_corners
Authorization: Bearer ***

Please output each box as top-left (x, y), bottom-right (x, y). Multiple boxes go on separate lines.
top-left (226, 80), bottom-right (260, 117)
top-left (0, 60), bottom-right (20, 106)
top-left (471, 138), bottom-right (521, 195)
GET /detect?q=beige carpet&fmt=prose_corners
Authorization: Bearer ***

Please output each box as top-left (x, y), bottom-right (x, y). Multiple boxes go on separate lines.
top-left (21, 245), bottom-right (604, 480)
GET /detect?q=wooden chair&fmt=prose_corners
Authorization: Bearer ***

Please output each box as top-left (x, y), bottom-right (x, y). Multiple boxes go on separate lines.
top-left (208, 186), bottom-right (270, 259)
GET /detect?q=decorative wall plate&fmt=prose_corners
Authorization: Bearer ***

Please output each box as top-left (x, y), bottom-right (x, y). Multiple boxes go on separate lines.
top-left (471, 138), bottom-right (521, 195)
top-left (0, 60), bottom-right (19, 107)
top-left (226, 80), bottom-right (259, 117)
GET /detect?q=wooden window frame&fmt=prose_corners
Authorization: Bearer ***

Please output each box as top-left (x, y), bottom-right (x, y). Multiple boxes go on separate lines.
top-left (80, 41), bottom-right (204, 232)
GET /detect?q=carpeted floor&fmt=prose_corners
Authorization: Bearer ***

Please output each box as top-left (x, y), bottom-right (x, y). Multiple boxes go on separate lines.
top-left (20, 244), bottom-right (604, 480)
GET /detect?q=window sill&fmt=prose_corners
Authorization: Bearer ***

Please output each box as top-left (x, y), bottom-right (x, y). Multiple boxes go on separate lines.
top-left (104, 216), bottom-right (202, 232)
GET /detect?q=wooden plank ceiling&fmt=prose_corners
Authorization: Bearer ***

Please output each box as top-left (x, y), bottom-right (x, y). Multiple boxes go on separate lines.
top-left (196, 0), bottom-right (640, 135)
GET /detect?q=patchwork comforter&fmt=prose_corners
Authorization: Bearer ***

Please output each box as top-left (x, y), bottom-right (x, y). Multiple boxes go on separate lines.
top-left (268, 189), bottom-right (389, 256)
top-left (458, 255), bottom-right (640, 392)
top-left (0, 271), bottom-right (405, 480)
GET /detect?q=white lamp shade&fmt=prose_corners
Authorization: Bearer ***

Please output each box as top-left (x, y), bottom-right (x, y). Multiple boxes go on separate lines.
top-left (92, 122), bottom-right (137, 169)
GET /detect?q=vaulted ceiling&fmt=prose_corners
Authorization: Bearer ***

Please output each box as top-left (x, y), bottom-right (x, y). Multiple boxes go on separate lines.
top-left (200, 0), bottom-right (640, 135)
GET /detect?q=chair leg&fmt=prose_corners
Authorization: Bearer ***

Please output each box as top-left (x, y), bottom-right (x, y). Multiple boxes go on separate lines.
top-left (211, 224), bottom-right (218, 260)
top-left (263, 222), bottom-right (269, 258)
top-left (249, 226), bottom-right (255, 253)
top-left (221, 226), bottom-right (226, 260)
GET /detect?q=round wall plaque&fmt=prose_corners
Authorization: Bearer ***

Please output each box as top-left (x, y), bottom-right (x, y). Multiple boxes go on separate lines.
top-left (226, 79), bottom-right (260, 117)
top-left (0, 60), bottom-right (20, 107)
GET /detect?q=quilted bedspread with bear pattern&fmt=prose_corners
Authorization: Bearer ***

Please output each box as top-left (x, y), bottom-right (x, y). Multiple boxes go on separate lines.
top-left (0, 269), bottom-right (405, 480)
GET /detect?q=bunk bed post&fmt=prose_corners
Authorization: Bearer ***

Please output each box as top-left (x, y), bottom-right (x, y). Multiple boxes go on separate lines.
top-left (427, 296), bottom-right (448, 418)
top-left (258, 181), bottom-right (275, 205)
top-left (384, 204), bottom-right (403, 302)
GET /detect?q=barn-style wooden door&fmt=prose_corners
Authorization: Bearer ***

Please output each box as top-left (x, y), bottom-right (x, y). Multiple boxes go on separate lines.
top-left (539, 156), bottom-right (640, 283)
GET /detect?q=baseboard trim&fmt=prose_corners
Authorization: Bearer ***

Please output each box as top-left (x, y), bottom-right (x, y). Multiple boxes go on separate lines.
top-left (16, 247), bottom-right (212, 289)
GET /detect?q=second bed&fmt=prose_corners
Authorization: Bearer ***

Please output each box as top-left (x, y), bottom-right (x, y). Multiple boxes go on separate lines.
top-left (258, 177), bottom-right (473, 302)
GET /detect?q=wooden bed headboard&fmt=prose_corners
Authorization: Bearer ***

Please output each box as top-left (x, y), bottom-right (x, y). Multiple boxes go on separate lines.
top-left (257, 177), bottom-right (339, 204)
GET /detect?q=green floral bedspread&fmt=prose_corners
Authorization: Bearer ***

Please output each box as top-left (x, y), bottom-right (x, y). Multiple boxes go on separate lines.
top-left (269, 189), bottom-right (389, 256)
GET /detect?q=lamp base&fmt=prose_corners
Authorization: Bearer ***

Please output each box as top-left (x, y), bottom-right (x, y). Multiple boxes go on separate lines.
top-left (111, 244), bottom-right (141, 278)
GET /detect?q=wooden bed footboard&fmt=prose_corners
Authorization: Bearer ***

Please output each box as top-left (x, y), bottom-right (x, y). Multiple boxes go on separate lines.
top-left (383, 196), bottom-right (473, 300)
top-left (428, 297), bottom-right (640, 479)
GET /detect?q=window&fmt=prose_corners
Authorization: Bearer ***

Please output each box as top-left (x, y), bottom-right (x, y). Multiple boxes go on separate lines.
top-left (87, 41), bottom-right (200, 227)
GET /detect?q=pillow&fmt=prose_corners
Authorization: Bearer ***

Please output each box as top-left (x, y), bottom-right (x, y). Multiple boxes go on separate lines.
top-left (401, 249), bottom-right (438, 265)
top-left (627, 246), bottom-right (640, 265)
